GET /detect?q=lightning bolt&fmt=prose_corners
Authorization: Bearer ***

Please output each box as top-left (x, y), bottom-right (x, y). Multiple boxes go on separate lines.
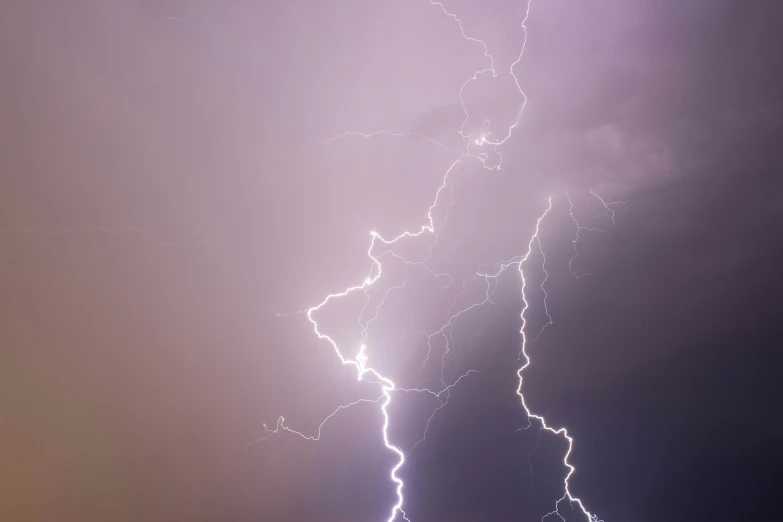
top-left (262, 2), bottom-right (608, 521)
top-left (516, 199), bottom-right (603, 522)
top-left (1, 1), bottom-right (616, 519)
top-left (263, 156), bottom-right (465, 522)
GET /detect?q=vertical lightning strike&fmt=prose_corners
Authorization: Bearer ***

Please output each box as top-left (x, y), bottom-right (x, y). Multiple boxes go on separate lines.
top-left (264, 1), bottom-right (605, 521)
top-left (302, 234), bottom-right (408, 522)
top-left (518, 198), bottom-right (602, 522)
top-left (264, 158), bottom-right (465, 522)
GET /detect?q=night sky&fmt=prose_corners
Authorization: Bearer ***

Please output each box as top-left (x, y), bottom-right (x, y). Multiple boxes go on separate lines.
top-left (1, 1), bottom-right (782, 521)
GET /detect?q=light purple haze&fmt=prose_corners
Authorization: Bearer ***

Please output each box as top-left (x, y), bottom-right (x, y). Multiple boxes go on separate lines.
top-left (1, 1), bottom-right (730, 520)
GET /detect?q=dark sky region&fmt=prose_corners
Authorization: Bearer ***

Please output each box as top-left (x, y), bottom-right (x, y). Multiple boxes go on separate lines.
top-left (1, 1), bottom-right (782, 521)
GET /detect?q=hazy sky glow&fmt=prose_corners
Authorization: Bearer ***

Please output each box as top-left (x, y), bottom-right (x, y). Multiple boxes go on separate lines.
top-left (1, 1), bottom-right (782, 521)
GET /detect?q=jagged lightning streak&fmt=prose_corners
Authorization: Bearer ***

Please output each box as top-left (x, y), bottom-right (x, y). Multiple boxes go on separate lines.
top-left (518, 199), bottom-right (602, 522)
top-left (416, 197), bottom-right (600, 521)
top-left (262, 157), bottom-right (466, 522)
top-left (399, 196), bottom-right (601, 522)
top-left (264, 1), bottom-right (604, 521)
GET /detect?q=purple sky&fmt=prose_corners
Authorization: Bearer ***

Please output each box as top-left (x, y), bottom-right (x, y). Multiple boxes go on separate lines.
top-left (1, 1), bottom-right (781, 521)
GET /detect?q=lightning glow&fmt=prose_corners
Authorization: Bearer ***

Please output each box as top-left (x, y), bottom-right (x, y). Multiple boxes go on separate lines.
top-left (260, 2), bottom-right (607, 521)
top-left (262, 154), bottom-right (468, 521)
top-left (0, 1), bottom-right (620, 520)
top-left (531, 233), bottom-right (553, 343)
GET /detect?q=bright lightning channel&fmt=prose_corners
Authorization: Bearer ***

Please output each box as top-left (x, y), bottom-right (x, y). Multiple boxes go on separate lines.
top-left (262, 1), bottom-right (604, 521)
top-left (518, 199), bottom-right (602, 522)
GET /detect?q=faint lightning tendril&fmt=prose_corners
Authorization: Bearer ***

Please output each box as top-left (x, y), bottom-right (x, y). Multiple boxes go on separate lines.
top-left (430, 0), bottom-right (532, 170)
top-left (264, 156), bottom-right (464, 522)
top-left (590, 188), bottom-right (630, 232)
top-left (568, 190), bottom-right (630, 278)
